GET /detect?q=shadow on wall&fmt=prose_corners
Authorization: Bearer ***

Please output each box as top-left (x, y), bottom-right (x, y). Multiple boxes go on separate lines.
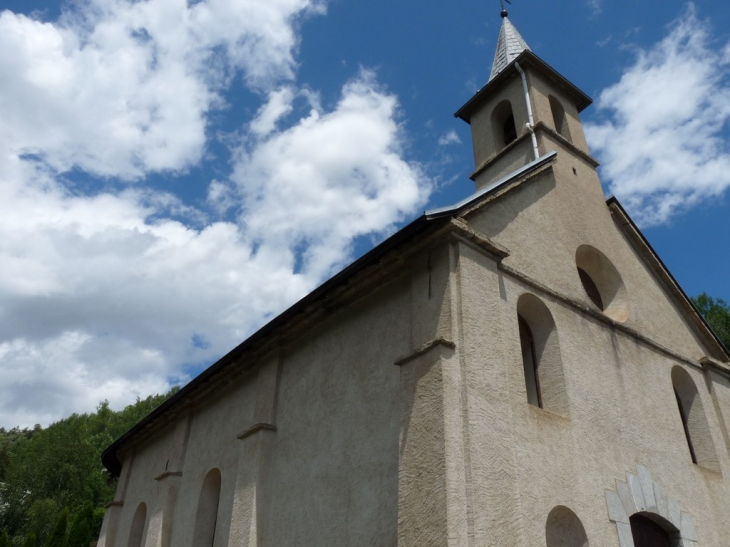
top-left (126, 502), bottom-right (147, 547)
top-left (671, 366), bottom-right (720, 472)
top-left (193, 468), bottom-right (222, 546)
top-left (545, 505), bottom-right (589, 547)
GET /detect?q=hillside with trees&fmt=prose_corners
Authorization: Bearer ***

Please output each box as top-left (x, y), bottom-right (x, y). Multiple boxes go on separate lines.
top-left (0, 388), bottom-right (178, 546)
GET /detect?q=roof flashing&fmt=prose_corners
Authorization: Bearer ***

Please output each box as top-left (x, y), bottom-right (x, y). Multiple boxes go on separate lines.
top-left (426, 151), bottom-right (557, 219)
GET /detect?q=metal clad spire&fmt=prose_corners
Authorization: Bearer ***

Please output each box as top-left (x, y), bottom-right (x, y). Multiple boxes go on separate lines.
top-left (489, 14), bottom-right (530, 81)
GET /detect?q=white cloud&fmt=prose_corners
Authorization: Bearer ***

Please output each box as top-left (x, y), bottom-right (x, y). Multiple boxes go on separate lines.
top-left (250, 87), bottom-right (296, 137)
top-left (0, 2), bottom-right (431, 428)
top-left (586, 6), bottom-right (730, 226)
top-left (438, 130), bottom-right (461, 146)
top-left (0, 0), bottom-right (324, 179)
top-left (232, 71), bottom-right (430, 280)
top-left (587, 0), bottom-right (603, 16)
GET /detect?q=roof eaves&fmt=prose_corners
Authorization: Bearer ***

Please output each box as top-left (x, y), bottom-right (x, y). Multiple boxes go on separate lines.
top-left (606, 196), bottom-right (730, 362)
top-left (455, 50), bottom-right (593, 122)
top-left (101, 212), bottom-right (446, 476)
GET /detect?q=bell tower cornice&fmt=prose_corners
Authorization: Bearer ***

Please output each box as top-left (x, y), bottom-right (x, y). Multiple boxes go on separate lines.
top-left (455, 49), bottom-right (592, 123)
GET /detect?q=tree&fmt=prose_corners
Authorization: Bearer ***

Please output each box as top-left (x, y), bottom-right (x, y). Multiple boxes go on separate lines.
top-left (693, 293), bottom-right (730, 349)
top-left (67, 504), bottom-right (93, 547)
top-left (91, 508), bottom-right (106, 542)
top-left (44, 509), bottom-right (68, 547)
top-left (22, 533), bottom-right (37, 547)
top-left (0, 530), bottom-right (9, 547)
top-left (0, 388), bottom-right (178, 544)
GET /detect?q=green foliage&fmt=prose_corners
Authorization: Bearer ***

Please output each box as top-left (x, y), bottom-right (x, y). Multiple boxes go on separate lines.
top-left (43, 509), bottom-right (67, 547)
top-left (693, 293), bottom-right (730, 349)
top-left (91, 508), bottom-right (105, 542)
top-left (0, 387), bottom-right (178, 544)
top-left (25, 500), bottom-right (59, 546)
top-left (22, 533), bottom-right (36, 547)
top-left (66, 505), bottom-right (93, 547)
top-left (0, 530), bottom-right (9, 547)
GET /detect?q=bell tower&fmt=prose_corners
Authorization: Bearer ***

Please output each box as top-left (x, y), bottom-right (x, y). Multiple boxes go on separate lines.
top-left (455, 8), bottom-right (598, 191)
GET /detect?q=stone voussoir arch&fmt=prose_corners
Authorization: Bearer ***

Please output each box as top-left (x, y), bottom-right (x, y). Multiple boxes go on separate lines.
top-left (604, 465), bottom-right (698, 546)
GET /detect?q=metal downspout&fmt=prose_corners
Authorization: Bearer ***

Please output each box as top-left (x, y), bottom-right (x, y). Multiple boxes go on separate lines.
top-left (515, 61), bottom-right (539, 160)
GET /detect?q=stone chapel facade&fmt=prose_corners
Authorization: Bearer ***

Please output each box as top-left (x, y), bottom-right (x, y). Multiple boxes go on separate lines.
top-left (98, 13), bottom-right (730, 547)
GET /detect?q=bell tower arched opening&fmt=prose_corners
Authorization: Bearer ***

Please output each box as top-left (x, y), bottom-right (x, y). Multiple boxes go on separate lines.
top-left (549, 95), bottom-right (571, 141)
top-left (491, 100), bottom-right (517, 150)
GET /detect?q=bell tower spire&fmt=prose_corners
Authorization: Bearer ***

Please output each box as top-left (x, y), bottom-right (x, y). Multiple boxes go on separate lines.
top-left (455, 7), bottom-right (595, 190)
top-left (490, 8), bottom-right (531, 81)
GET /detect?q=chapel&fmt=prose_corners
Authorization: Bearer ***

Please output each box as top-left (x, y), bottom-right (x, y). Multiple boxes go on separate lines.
top-left (98, 10), bottom-right (730, 547)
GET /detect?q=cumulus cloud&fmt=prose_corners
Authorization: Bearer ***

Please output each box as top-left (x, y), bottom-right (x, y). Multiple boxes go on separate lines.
top-left (0, 0), bottom-right (324, 179)
top-left (438, 130), bottom-right (461, 146)
top-left (0, 1), bottom-right (430, 427)
top-left (586, 6), bottom-right (730, 226)
top-left (231, 71), bottom-right (428, 280)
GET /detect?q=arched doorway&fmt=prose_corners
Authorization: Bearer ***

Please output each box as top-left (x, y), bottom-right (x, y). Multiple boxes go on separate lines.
top-left (630, 514), bottom-right (670, 547)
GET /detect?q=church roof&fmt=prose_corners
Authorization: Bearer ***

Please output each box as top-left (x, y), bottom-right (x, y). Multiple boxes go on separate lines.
top-left (490, 16), bottom-right (530, 81)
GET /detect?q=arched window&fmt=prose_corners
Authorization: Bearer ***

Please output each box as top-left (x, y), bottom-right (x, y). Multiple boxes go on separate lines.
top-left (575, 245), bottom-right (630, 322)
top-left (126, 502), bottom-right (147, 547)
top-left (671, 366), bottom-right (719, 471)
top-left (577, 268), bottom-right (603, 310)
top-left (193, 468), bottom-right (222, 547)
top-left (630, 513), bottom-right (671, 547)
top-left (516, 294), bottom-right (568, 415)
top-left (491, 100), bottom-right (517, 150)
top-left (545, 506), bottom-right (589, 547)
top-left (518, 316), bottom-right (541, 407)
top-left (549, 95), bottom-right (571, 141)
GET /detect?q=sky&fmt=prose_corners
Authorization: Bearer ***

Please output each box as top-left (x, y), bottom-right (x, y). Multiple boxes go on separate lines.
top-left (0, 0), bottom-right (729, 428)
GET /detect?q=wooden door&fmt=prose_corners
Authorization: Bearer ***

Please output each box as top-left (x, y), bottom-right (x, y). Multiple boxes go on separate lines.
top-left (630, 514), bottom-right (671, 547)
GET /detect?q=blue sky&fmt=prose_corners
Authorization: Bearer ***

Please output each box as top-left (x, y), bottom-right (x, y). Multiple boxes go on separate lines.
top-left (0, 0), bottom-right (728, 427)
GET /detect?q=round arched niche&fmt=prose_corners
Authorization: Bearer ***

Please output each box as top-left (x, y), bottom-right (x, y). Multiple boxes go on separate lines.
top-left (193, 468), bottom-right (222, 546)
top-left (575, 245), bottom-right (630, 322)
top-left (671, 365), bottom-right (720, 471)
top-left (516, 293), bottom-right (569, 416)
top-left (546, 506), bottom-right (589, 547)
top-left (126, 502), bottom-right (147, 547)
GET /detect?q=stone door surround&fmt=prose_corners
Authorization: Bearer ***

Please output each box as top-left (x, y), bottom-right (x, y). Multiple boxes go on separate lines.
top-left (604, 465), bottom-right (698, 547)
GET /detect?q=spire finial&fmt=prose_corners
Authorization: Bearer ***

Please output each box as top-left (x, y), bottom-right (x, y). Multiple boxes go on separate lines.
top-left (500, 0), bottom-right (511, 18)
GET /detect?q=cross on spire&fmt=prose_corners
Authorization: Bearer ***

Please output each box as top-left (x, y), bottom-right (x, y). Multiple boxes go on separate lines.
top-left (500, 0), bottom-right (511, 18)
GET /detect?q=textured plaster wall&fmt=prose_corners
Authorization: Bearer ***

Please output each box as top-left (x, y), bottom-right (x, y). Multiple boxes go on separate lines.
top-left (472, 137), bottom-right (536, 191)
top-left (110, 424), bottom-right (177, 547)
top-left (454, 241), bottom-right (730, 546)
top-left (706, 369), bottom-right (730, 462)
top-left (468, 74), bottom-right (530, 170)
top-left (170, 377), bottom-right (258, 546)
top-left (526, 68), bottom-right (590, 154)
top-left (465, 146), bottom-right (710, 363)
top-left (257, 277), bottom-right (411, 547)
